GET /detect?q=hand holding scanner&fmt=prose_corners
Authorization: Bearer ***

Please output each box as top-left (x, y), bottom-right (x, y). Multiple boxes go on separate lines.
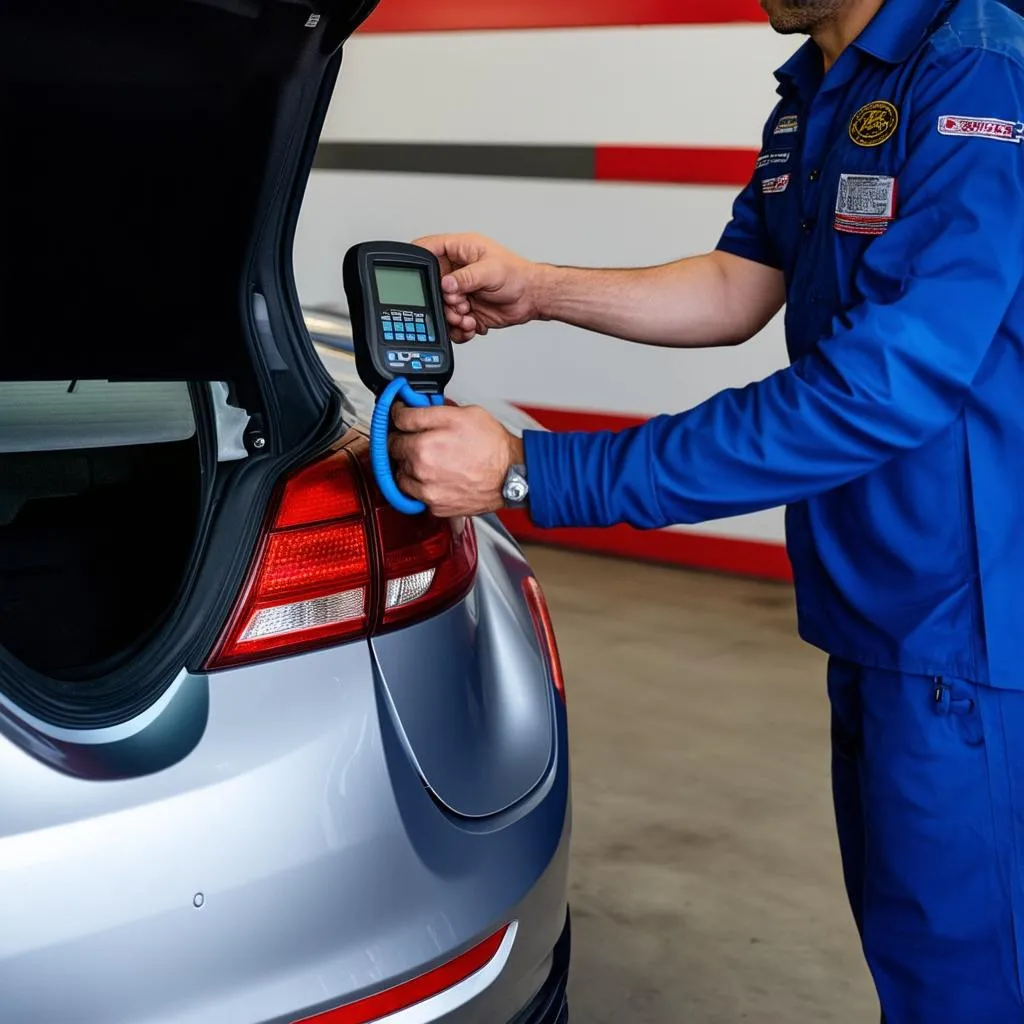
top-left (343, 242), bottom-right (455, 514)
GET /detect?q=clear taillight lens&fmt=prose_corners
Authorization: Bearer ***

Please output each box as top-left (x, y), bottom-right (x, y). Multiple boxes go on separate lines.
top-left (205, 437), bottom-right (478, 670)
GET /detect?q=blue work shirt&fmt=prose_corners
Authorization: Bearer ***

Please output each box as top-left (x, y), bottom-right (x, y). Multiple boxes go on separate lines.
top-left (522, 0), bottom-right (1024, 687)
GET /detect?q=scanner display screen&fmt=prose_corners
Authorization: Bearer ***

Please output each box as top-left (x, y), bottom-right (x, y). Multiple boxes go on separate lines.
top-left (375, 266), bottom-right (427, 307)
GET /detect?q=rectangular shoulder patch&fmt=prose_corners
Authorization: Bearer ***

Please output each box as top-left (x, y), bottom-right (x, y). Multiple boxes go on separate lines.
top-left (774, 115), bottom-right (800, 135)
top-left (762, 173), bottom-right (791, 195)
top-left (756, 150), bottom-right (791, 170)
top-left (937, 115), bottom-right (1024, 144)
top-left (834, 173), bottom-right (897, 236)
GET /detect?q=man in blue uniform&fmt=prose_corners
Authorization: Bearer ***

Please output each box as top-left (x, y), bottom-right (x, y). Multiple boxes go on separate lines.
top-left (388, 0), bottom-right (1024, 1018)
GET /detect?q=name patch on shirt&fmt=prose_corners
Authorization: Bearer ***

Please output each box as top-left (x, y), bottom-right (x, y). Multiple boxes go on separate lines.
top-left (937, 115), bottom-right (1024, 144)
top-left (756, 150), bottom-right (791, 170)
top-left (762, 173), bottom-right (791, 195)
top-left (834, 173), bottom-right (897, 236)
top-left (774, 115), bottom-right (800, 135)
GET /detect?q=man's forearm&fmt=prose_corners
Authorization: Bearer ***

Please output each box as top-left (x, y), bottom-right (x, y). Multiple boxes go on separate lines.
top-left (532, 250), bottom-right (785, 349)
top-left (528, 249), bottom-right (782, 350)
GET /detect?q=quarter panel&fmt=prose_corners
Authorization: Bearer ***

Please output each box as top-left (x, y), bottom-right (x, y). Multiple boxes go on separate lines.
top-left (371, 517), bottom-right (556, 819)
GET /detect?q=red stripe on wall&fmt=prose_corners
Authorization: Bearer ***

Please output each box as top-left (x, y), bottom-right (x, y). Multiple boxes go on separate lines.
top-left (596, 145), bottom-right (759, 188)
top-left (504, 403), bottom-right (793, 583)
top-left (515, 405), bottom-right (648, 434)
top-left (498, 510), bottom-right (793, 582)
top-left (360, 0), bottom-right (766, 34)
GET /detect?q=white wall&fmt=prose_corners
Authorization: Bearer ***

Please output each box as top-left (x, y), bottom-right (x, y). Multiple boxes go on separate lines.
top-left (294, 25), bottom-right (799, 545)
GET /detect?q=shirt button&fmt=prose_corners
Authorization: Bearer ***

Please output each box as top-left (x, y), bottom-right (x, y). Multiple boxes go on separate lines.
top-left (800, 219), bottom-right (814, 232)
top-left (808, 170), bottom-right (820, 182)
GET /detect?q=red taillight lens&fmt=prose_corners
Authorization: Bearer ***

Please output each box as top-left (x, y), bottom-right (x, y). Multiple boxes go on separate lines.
top-left (205, 438), bottom-right (479, 670)
top-left (522, 576), bottom-right (566, 703)
top-left (275, 454), bottom-right (364, 528)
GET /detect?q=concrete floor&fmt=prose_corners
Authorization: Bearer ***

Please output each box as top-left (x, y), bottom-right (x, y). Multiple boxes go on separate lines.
top-left (523, 545), bottom-right (879, 1023)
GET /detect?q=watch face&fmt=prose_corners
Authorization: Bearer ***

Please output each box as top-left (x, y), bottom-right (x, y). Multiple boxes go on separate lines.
top-left (505, 479), bottom-right (528, 502)
top-left (503, 467), bottom-right (528, 504)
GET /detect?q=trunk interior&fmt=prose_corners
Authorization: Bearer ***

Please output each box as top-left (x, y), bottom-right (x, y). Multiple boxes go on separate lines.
top-left (0, 383), bottom-right (202, 678)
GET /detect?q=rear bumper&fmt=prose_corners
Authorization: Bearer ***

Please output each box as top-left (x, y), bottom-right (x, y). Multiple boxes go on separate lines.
top-left (510, 913), bottom-right (570, 1024)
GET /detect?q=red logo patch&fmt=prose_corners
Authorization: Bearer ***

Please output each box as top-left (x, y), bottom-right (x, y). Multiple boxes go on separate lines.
top-left (762, 173), bottom-right (791, 195)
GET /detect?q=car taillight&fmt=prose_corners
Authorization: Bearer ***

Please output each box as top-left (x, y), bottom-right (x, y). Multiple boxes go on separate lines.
top-left (522, 576), bottom-right (566, 703)
top-left (376, 503), bottom-right (478, 630)
top-left (206, 437), bottom-right (478, 670)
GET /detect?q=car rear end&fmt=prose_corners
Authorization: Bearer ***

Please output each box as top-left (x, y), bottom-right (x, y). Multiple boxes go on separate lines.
top-left (0, 1), bottom-right (570, 1021)
top-left (0, 475), bottom-right (571, 1023)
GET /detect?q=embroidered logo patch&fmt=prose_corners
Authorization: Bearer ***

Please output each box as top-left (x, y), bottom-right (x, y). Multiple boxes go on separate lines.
top-left (834, 173), bottom-right (897, 236)
top-left (762, 174), bottom-right (791, 195)
top-left (756, 151), bottom-right (791, 170)
top-left (937, 115), bottom-right (1024, 143)
top-left (774, 115), bottom-right (800, 135)
top-left (849, 101), bottom-right (899, 147)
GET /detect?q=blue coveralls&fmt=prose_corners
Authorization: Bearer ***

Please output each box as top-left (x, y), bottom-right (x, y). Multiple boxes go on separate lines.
top-left (521, 0), bottom-right (1024, 1018)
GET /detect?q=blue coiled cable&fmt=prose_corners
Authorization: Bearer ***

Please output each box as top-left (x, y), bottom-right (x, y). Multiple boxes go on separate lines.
top-left (370, 376), bottom-right (445, 515)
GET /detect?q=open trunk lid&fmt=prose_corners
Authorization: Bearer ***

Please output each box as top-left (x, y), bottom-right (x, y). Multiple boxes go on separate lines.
top-left (0, 0), bottom-right (375, 398)
top-left (0, 0), bottom-right (378, 734)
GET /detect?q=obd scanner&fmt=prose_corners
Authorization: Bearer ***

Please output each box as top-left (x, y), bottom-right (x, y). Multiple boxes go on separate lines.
top-left (343, 242), bottom-right (454, 514)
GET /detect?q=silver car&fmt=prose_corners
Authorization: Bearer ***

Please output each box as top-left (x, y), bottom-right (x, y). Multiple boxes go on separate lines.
top-left (0, 2), bottom-right (571, 1020)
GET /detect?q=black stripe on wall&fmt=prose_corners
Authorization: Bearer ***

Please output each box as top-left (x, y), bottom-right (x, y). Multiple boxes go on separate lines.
top-left (313, 142), bottom-right (596, 180)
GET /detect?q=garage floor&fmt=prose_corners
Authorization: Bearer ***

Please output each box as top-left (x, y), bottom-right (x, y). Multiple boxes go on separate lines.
top-left (524, 545), bottom-right (878, 1023)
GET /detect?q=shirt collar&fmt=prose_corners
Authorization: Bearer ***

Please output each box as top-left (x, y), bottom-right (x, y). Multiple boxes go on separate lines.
top-left (773, 0), bottom-right (951, 96)
top-left (852, 0), bottom-right (950, 65)
top-left (774, 39), bottom-right (820, 98)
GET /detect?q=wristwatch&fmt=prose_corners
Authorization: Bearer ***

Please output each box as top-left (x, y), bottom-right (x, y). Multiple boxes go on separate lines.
top-left (502, 463), bottom-right (530, 509)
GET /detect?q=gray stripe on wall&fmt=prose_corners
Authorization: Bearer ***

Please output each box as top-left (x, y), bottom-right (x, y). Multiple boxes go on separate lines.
top-left (313, 142), bottom-right (596, 180)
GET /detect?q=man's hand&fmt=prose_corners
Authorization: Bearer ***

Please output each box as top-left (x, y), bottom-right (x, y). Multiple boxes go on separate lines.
top-left (388, 403), bottom-right (524, 518)
top-left (412, 233), bottom-right (545, 342)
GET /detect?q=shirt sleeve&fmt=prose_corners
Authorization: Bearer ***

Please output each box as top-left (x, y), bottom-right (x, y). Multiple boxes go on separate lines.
top-left (522, 48), bottom-right (1024, 531)
top-left (715, 112), bottom-right (784, 269)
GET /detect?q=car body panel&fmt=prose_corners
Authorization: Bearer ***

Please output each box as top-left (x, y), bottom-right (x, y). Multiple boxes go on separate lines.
top-left (372, 525), bottom-right (556, 819)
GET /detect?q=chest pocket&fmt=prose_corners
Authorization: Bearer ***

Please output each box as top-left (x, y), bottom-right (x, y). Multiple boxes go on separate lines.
top-left (826, 114), bottom-right (901, 234)
top-left (820, 98), bottom-right (906, 302)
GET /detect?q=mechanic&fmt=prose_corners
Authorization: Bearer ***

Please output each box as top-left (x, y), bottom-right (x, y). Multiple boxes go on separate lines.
top-left (387, 0), bottom-right (1024, 1019)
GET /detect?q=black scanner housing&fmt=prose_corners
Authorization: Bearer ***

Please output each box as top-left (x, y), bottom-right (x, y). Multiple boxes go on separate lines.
top-left (343, 241), bottom-right (455, 399)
